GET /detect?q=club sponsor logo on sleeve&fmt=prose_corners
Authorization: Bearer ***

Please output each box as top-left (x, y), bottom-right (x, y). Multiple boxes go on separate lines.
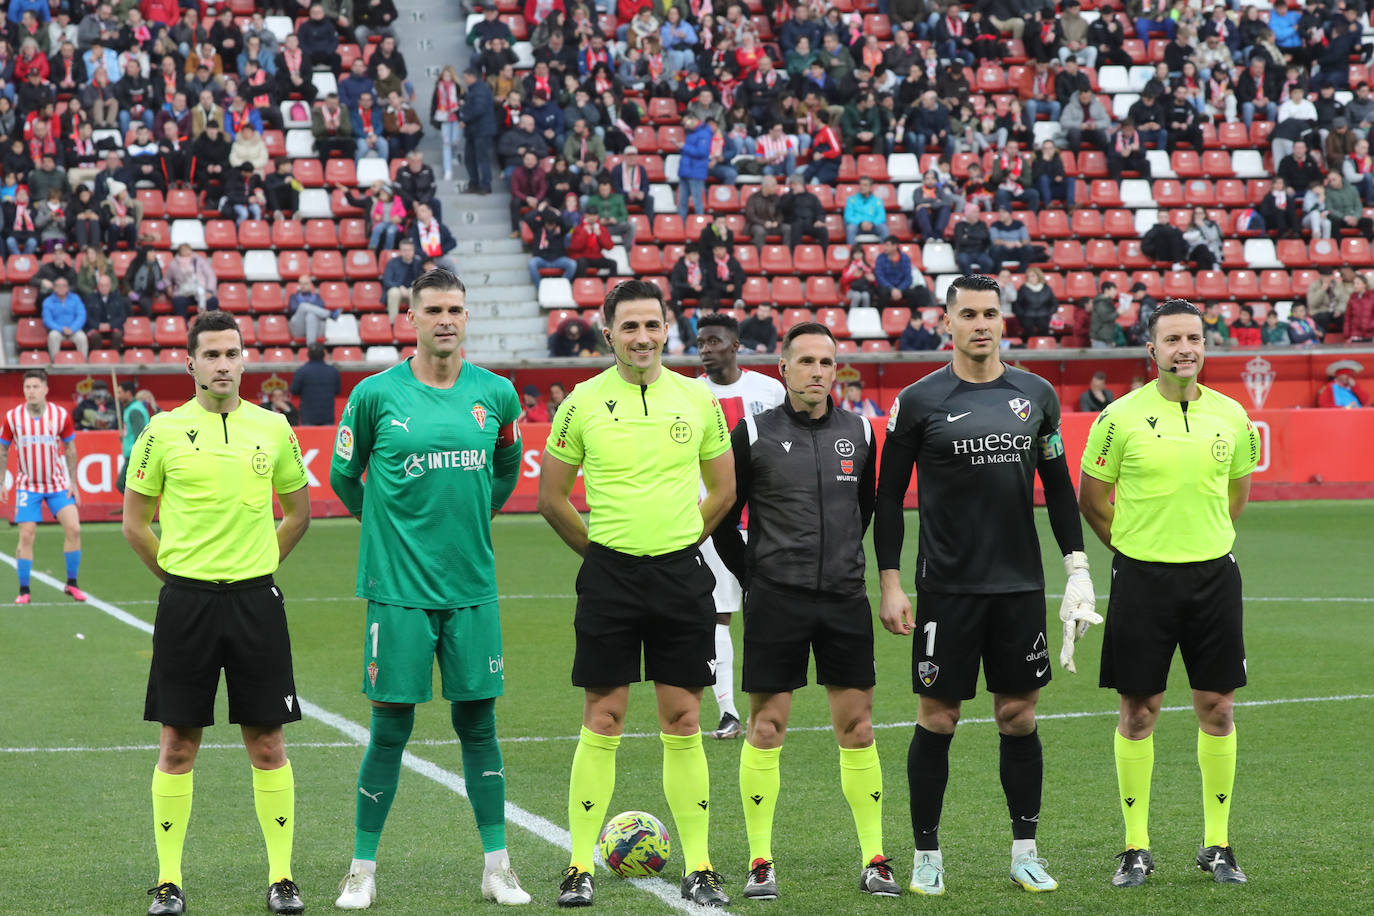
top-left (886, 397), bottom-right (900, 432)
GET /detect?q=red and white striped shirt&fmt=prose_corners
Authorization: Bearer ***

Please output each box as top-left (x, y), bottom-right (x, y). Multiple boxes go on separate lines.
top-left (1, 403), bottom-right (74, 493)
top-left (756, 132), bottom-right (795, 163)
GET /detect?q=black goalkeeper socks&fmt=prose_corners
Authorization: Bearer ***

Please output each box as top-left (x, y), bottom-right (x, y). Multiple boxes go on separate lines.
top-left (909, 724), bottom-right (954, 850)
top-left (1000, 729), bottom-right (1043, 841)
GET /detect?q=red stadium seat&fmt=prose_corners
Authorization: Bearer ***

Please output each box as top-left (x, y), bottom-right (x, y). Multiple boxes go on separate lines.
top-left (1162, 271), bottom-right (1196, 299)
top-left (7, 254), bottom-right (37, 284)
top-left (277, 250), bottom-right (308, 280)
top-left (1195, 270), bottom-right (1227, 299)
top-left (1153, 180), bottom-right (1184, 207)
top-left (308, 250), bottom-right (343, 280)
top-left (647, 96), bottom-right (679, 124)
top-left (325, 158), bottom-right (357, 186)
top-left (776, 308), bottom-right (814, 334)
top-left (359, 314), bottom-right (393, 345)
top-left (1101, 209), bottom-right (1134, 238)
top-left (273, 219), bottom-right (306, 249)
top-left (1171, 151), bottom-right (1203, 178)
top-left (1090, 180), bottom-right (1122, 208)
top-left (652, 215), bottom-right (685, 244)
top-left (1310, 238), bottom-right (1342, 267)
top-left (214, 281), bottom-right (248, 313)
top-left (263, 130), bottom-right (285, 159)
top-left (1070, 209), bottom-right (1104, 238)
top-left (805, 276), bottom-right (841, 307)
top-left (257, 315), bottom-right (292, 346)
top-left (1258, 270), bottom-right (1291, 299)
top-left (1052, 241), bottom-right (1086, 269)
top-left (772, 276), bottom-right (805, 307)
top-left (632, 125), bottom-right (659, 153)
top-left (304, 219), bottom-right (338, 248)
top-left (1130, 270), bottom-right (1164, 297)
top-left (158, 348), bottom-right (187, 364)
top-left (816, 307), bottom-right (850, 337)
top-left (1216, 179), bottom-right (1247, 207)
top-left (235, 316), bottom-right (258, 347)
top-left (238, 219), bottom-right (271, 248)
top-left (1202, 151), bottom-right (1234, 177)
top-left (154, 316), bottom-right (187, 347)
top-left (251, 282), bottom-right (285, 312)
top-left (259, 348), bottom-right (295, 363)
top-left (760, 245), bottom-right (793, 274)
top-left (741, 276), bottom-right (771, 307)
top-left (657, 125), bottom-right (684, 151)
top-left (1275, 239), bottom-right (1310, 267)
top-left (1228, 270), bottom-right (1261, 298)
top-left (1085, 239), bottom-right (1118, 267)
top-left (137, 189), bottom-right (165, 219)
top-left (857, 154), bottom-right (890, 182)
top-left (1342, 237), bottom-right (1374, 265)
top-left (14, 318), bottom-right (46, 350)
top-left (1038, 210), bottom-right (1071, 238)
top-left (88, 349), bottom-right (120, 365)
top-left (331, 189), bottom-right (364, 216)
top-left (394, 312), bottom-right (418, 345)
top-left (10, 285), bottom-right (37, 316)
top-left (836, 339), bottom-right (859, 354)
top-left (338, 219), bottom-right (368, 248)
top-left (205, 219), bottom-right (237, 248)
top-left (211, 250), bottom-right (244, 281)
top-left (121, 348), bottom-right (154, 363)
top-left (861, 339), bottom-right (892, 353)
top-left (1183, 180), bottom-right (1216, 207)
top-left (573, 278), bottom-right (605, 308)
top-left (166, 188), bottom-right (198, 218)
top-left (1027, 336), bottom-right (1058, 350)
top-left (293, 158), bottom-right (324, 187)
top-left (628, 245), bottom-right (662, 274)
top-left (881, 307), bottom-right (911, 337)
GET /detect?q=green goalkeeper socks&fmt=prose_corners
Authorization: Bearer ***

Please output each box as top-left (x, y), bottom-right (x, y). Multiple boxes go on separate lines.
top-left (252, 761), bottom-right (295, 883)
top-left (738, 741), bottom-right (780, 863)
top-left (1198, 727), bottom-right (1237, 848)
top-left (839, 743), bottom-right (885, 864)
top-left (661, 730), bottom-right (712, 874)
top-left (151, 768), bottom-right (193, 887)
top-left (568, 727), bottom-right (619, 872)
top-left (452, 698), bottom-right (507, 853)
top-left (354, 705), bottom-right (414, 861)
top-left (1114, 730), bottom-right (1154, 850)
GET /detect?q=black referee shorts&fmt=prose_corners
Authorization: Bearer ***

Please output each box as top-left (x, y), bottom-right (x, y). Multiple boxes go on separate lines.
top-left (572, 542), bottom-right (716, 689)
top-left (1100, 552), bottom-right (1247, 697)
top-left (742, 578), bottom-right (875, 694)
top-left (145, 575), bottom-right (301, 728)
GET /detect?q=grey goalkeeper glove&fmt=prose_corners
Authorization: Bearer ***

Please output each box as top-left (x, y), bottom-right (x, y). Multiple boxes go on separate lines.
top-left (1059, 550), bottom-right (1102, 674)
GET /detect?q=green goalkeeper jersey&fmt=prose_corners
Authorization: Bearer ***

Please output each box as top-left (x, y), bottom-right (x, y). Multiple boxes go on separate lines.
top-left (331, 359), bottom-right (523, 609)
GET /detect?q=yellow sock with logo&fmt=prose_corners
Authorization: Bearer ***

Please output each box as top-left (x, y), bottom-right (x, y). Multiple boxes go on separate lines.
top-left (151, 768), bottom-right (193, 887)
top-left (738, 741), bottom-right (780, 863)
top-left (661, 731), bottom-right (712, 873)
top-left (252, 761), bottom-right (295, 883)
top-left (1114, 730), bottom-right (1153, 850)
top-left (567, 727), bottom-right (619, 872)
top-left (1198, 728), bottom-right (1237, 848)
top-left (839, 743), bottom-right (885, 864)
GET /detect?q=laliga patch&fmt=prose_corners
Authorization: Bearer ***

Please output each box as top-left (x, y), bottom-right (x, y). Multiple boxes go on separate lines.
top-left (336, 425), bottom-right (354, 460)
top-left (367, 661), bottom-right (378, 688)
top-left (1008, 397), bottom-right (1032, 422)
top-left (1039, 430), bottom-right (1065, 460)
top-left (472, 403), bottom-right (488, 430)
top-left (918, 660), bottom-right (940, 687)
top-left (886, 398), bottom-right (900, 432)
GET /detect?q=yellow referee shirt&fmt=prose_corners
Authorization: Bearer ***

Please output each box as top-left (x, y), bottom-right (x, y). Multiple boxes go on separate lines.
top-left (1081, 380), bottom-right (1260, 563)
top-left (544, 367), bottom-right (730, 556)
top-left (127, 399), bottom-right (308, 581)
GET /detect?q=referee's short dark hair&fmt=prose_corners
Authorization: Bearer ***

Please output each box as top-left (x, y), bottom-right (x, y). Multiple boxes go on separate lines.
top-left (187, 309), bottom-right (242, 355)
top-left (945, 274), bottom-right (1001, 309)
top-left (603, 279), bottom-right (667, 326)
top-left (22, 368), bottom-right (47, 383)
top-left (1148, 298), bottom-right (1204, 341)
top-left (782, 321), bottom-right (836, 353)
top-left (696, 312), bottom-right (739, 338)
top-left (411, 268), bottom-right (466, 305)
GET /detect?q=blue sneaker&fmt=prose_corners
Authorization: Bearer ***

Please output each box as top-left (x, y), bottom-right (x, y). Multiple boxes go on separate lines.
top-left (1010, 851), bottom-right (1059, 892)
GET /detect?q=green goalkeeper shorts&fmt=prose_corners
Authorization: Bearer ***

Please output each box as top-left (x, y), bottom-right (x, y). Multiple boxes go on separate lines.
top-left (361, 601), bottom-right (505, 704)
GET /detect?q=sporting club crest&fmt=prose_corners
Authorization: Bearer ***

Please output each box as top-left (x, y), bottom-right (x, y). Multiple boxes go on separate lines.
top-left (1241, 356), bottom-right (1275, 409)
top-left (1008, 397), bottom-right (1032, 421)
top-left (472, 403), bottom-right (488, 429)
top-left (918, 660), bottom-right (939, 686)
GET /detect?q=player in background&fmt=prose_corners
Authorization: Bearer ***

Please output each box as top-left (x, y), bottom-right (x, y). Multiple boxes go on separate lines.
top-left (539, 279), bottom-right (735, 908)
top-left (329, 269), bottom-right (530, 908)
top-left (874, 274), bottom-right (1101, 896)
top-left (124, 310), bottom-right (311, 916)
top-left (694, 313), bottom-right (785, 741)
top-left (713, 322), bottom-right (900, 900)
top-left (1, 368), bottom-right (84, 604)
top-left (1079, 299), bottom-right (1260, 888)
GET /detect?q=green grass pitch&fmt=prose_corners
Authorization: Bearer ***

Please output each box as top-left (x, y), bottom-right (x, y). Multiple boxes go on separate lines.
top-left (2, 502), bottom-right (1371, 914)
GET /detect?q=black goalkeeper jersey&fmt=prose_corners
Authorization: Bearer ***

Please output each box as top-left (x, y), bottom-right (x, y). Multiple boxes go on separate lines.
top-left (874, 364), bottom-right (1064, 594)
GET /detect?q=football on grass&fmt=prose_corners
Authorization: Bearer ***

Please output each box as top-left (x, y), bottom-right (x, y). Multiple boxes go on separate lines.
top-left (598, 810), bottom-right (672, 878)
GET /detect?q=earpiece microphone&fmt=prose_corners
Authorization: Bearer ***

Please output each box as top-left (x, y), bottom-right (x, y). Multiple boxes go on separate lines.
top-left (779, 366), bottom-right (810, 397)
top-left (200, 384), bottom-right (210, 390)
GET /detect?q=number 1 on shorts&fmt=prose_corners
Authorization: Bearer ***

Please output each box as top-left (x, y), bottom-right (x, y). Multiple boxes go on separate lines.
top-left (369, 621), bottom-right (379, 658)
top-left (923, 620), bottom-right (936, 657)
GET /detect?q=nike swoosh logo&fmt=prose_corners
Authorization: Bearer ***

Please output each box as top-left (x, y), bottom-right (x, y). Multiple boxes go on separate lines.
top-left (1035, 666), bottom-right (1049, 677)
top-left (946, 411), bottom-right (972, 422)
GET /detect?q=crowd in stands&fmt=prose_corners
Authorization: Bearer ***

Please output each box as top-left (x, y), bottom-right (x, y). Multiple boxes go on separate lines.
top-left (487, 0), bottom-right (1374, 356)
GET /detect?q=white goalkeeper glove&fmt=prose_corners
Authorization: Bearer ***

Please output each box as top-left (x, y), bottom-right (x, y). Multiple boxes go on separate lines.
top-left (1059, 550), bottom-right (1102, 674)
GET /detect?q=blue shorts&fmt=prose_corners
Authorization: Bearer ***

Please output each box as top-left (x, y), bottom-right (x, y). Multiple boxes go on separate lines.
top-left (14, 489), bottom-right (75, 524)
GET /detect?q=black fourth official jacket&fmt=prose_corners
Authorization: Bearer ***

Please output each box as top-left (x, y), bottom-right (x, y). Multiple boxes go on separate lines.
top-left (712, 397), bottom-right (877, 599)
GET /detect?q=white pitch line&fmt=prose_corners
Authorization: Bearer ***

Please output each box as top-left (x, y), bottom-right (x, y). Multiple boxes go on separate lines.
top-left (6, 694), bottom-right (1373, 754)
top-left (0, 554), bottom-right (732, 916)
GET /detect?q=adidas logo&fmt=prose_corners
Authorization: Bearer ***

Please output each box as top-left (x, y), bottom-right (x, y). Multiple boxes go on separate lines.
top-left (750, 794), bottom-right (763, 806)
top-left (160, 821), bottom-right (173, 832)
top-left (1125, 797), bottom-right (1136, 808)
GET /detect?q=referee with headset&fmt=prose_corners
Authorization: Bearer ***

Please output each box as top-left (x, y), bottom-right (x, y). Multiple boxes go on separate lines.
top-left (1079, 299), bottom-right (1260, 889)
top-left (124, 310), bottom-right (312, 916)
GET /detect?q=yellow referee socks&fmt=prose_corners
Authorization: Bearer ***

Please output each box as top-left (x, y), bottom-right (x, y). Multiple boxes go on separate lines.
top-left (568, 727), bottom-right (619, 872)
top-left (1198, 728), bottom-right (1237, 848)
top-left (839, 743), bottom-right (885, 864)
top-left (661, 731), bottom-right (712, 873)
top-left (1114, 730), bottom-right (1153, 850)
top-left (252, 761), bottom-right (295, 883)
top-left (738, 741), bottom-right (781, 863)
top-left (151, 768), bottom-right (193, 887)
